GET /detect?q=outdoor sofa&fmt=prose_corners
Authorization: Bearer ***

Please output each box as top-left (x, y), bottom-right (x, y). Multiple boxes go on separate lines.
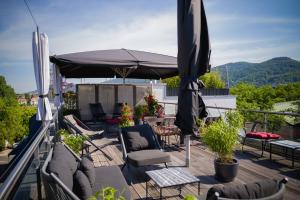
top-left (206, 177), bottom-right (288, 200)
top-left (119, 124), bottom-right (171, 170)
top-left (42, 143), bottom-right (131, 200)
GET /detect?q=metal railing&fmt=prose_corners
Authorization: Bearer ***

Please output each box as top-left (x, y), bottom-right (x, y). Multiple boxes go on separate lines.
top-left (159, 101), bottom-right (300, 132)
top-left (0, 110), bottom-right (59, 200)
top-left (166, 88), bottom-right (230, 96)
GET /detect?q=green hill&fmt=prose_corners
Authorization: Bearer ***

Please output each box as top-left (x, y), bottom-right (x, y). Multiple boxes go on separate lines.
top-left (213, 57), bottom-right (300, 87)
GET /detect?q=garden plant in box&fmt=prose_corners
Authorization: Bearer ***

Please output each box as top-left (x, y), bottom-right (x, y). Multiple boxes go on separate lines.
top-left (202, 110), bottom-right (244, 182)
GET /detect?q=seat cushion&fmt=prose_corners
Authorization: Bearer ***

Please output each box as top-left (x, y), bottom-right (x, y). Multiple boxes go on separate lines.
top-left (126, 131), bottom-right (150, 151)
top-left (79, 157), bottom-right (95, 188)
top-left (92, 166), bottom-right (131, 200)
top-left (47, 144), bottom-right (78, 189)
top-left (246, 132), bottom-right (281, 139)
top-left (206, 179), bottom-right (279, 200)
top-left (73, 170), bottom-right (93, 200)
top-left (127, 149), bottom-right (171, 167)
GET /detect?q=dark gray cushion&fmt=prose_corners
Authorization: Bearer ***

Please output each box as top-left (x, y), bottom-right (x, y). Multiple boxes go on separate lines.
top-left (122, 124), bottom-right (159, 152)
top-left (73, 170), bottom-right (93, 200)
top-left (206, 179), bottom-right (279, 200)
top-left (79, 157), bottom-right (95, 188)
top-left (47, 144), bottom-right (78, 189)
top-left (127, 149), bottom-right (171, 167)
top-left (92, 166), bottom-right (131, 200)
top-left (126, 131), bottom-right (150, 151)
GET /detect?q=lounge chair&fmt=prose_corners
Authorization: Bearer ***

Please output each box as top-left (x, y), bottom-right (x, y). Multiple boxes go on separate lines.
top-left (206, 177), bottom-right (288, 200)
top-left (63, 115), bottom-right (112, 160)
top-left (42, 143), bottom-right (131, 200)
top-left (89, 103), bottom-right (106, 121)
top-left (113, 102), bottom-right (123, 118)
top-left (119, 124), bottom-right (171, 170)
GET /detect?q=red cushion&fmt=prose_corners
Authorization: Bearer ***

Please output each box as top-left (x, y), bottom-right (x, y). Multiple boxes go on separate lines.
top-left (266, 133), bottom-right (281, 139)
top-left (106, 118), bottom-right (120, 124)
top-left (246, 132), bottom-right (281, 139)
top-left (246, 132), bottom-right (269, 139)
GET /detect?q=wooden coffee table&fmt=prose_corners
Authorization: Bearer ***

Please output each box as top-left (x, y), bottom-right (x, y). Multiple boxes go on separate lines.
top-left (146, 167), bottom-right (200, 199)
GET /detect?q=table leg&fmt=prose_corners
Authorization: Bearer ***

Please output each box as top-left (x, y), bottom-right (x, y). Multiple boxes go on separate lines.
top-left (292, 149), bottom-right (295, 168)
top-left (160, 188), bottom-right (162, 200)
top-left (146, 181), bottom-right (148, 199)
top-left (198, 181), bottom-right (200, 195)
top-left (270, 143), bottom-right (272, 160)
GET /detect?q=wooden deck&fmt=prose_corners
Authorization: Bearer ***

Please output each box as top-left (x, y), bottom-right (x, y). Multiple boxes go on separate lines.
top-left (91, 135), bottom-right (300, 200)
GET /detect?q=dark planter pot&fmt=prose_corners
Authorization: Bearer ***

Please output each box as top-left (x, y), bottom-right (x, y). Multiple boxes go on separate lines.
top-left (214, 158), bottom-right (239, 182)
top-left (134, 118), bottom-right (143, 125)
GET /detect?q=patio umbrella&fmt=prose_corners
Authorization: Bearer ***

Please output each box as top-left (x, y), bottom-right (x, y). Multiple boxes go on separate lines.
top-left (52, 64), bottom-right (63, 107)
top-left (33, 32), bottom-right (52, 121)
top-left (50, 49), bottom-right (178, 80)
top-left (175, 0), bottom-right (211, 165)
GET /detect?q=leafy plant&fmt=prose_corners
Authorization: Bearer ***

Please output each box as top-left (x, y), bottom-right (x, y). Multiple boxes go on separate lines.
top-left (202, 111), bottom-right (244, 163)
top-left (134, 104), bottom-right (145, 120)
top-left (57, 129), bottom-right (87, 154)
top-left (144, 93), bottom-right (158, 116)
top-left (184, 194), bottom-right (197, 200)
top-left (87, 186), bottom-right (126, 200)
top-left (119, 103), bottom-right (134, 128)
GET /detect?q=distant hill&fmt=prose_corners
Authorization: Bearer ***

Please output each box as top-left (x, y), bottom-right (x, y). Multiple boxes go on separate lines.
top-left (213, 57), bottom-right (300, 87)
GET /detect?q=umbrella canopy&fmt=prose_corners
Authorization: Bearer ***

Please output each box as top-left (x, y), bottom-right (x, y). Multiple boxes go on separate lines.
top-left (33, 32), bottom-right (52, 121)
top-left (50, 49), bottom-right (178, 79)
top-left (175, 0), bottom-right (211, 135)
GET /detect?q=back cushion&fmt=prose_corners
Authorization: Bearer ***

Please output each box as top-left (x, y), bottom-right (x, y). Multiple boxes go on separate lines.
top-left (73, 170), bottom-right (93, 200)
top-left (206, 179), bottom-right (279, 200)
top-left (79, 157), bottom-right (95, 188)
top-left (47, 144), bottom-right (78, 189)
top-left (122, 124), bottom-right (157, 152)
top-left (126, 131), bottom-right (150, 151)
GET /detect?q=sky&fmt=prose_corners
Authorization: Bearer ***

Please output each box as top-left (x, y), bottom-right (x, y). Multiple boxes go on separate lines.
top-left (0, 0), bottom-right (300, 93)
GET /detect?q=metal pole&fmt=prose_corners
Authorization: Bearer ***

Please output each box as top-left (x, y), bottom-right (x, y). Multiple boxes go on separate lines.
top-left (185, 135), bottom-right (190, 167)
top-left (264, 113), bottom-right (267, 132)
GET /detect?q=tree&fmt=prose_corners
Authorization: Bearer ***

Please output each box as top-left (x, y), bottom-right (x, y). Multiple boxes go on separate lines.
top-left (162, 71), bottom-right (225, 89)
top-left (199, 72), bottom-right (225, 89)
top-left (0, 76), bottom-right (36, 150)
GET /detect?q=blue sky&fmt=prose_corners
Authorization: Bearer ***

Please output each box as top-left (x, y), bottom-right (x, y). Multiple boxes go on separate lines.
top-left (0, 0), bottom-right (300, 93)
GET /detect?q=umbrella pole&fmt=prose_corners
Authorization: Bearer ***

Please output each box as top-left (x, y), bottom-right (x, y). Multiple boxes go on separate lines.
top-left (185, 135), bottom-right (190, 167)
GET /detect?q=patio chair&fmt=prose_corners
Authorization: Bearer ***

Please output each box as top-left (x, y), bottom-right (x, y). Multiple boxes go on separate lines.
top-left (239, 122), bottom-right (280, 157)
top-left (113, 102), bottom-right (123, 118)
top-left (119, 124), bottom-right (171, 170)
top-left (89, 103), bottom-right (106, 121)
top-left (42, 143), bottom-right (131, 200)
top-left (206, 177), bottom-right (288, 200)
top-left (63, 115), bottom-right (113, 160)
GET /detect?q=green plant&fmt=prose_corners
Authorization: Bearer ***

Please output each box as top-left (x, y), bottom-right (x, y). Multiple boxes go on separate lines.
top-left (202, 111), bottom-right (244, 163)
top-left (87, 186), bottom-right (126, 200)
top-left (134, 105), bottom-right (145, 120)
top-left (119, 103), bottom-right (134, 128)
top-left (57, 129), bottom-right (87, 154)
top-left (184, 194), bottom-right (197, 200)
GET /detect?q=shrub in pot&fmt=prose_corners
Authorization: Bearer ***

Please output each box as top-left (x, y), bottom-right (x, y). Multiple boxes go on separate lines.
top-left (134, 105), bottom-right (146, 125)
top-left (119, 103), bottom-right (134, 128)
top-left (57, 129), bottom-right (87, 155)
top-left (202, 110), bottom-right (244, 182)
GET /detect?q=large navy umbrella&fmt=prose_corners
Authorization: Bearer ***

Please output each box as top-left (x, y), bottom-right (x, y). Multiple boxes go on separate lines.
top-left (175, 0), bottom-right (211, 136)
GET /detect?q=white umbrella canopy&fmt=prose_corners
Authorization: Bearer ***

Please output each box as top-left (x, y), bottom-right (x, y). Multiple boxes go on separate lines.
top-left (53, 64), bottom-right (63, 107)
top-left (32, 32), bottom-right (52, 121)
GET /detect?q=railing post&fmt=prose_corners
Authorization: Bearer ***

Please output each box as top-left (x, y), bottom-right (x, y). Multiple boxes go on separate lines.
top-left (33, 147), bottom-right (42, 200)
top-left (264, 113), bottom-right (267, 132)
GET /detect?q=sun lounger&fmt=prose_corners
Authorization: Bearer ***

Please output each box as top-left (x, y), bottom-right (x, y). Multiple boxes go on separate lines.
top-left (63, 115), bottom-right (112, 160)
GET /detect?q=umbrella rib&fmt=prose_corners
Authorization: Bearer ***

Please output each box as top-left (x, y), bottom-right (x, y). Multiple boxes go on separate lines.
top-left (122, 48), bottom-right (139, 64)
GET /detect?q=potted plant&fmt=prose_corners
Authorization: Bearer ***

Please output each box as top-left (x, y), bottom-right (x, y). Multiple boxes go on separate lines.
top-left (57, 129), bottom-right (87, 155)
top-left (119, 103), bottom-right (134, 128)
top-left (134, 105), bottom-right (145, 125)
top-left (202, 110), bottom-right (244, 182)
top-left (144, 93), bottom-right (158, 116)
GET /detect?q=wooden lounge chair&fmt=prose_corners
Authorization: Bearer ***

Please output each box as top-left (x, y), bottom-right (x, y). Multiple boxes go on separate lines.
top-left (119, 124), bottom-right (171, 170)
top-left (63, 115), bottom-right (112, 160)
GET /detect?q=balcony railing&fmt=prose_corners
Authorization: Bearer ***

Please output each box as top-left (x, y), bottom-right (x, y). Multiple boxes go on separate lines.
top-left (166, 88), bottom-right (230, 96)
top-left (0, 110), bottom-right (59, 200)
